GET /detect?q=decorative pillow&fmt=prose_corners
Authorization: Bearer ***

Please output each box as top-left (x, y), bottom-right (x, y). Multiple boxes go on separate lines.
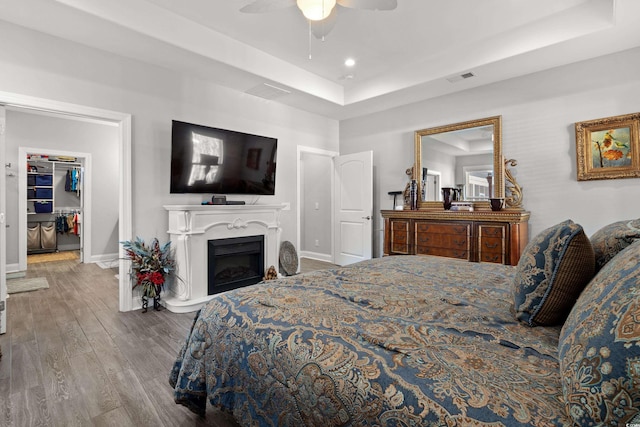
top-left (512, 219), bottom-right (595, 326)
top-left (590, 218), bottom-right (640, 272)
top-left (558, 239), bottom-right (640, 426)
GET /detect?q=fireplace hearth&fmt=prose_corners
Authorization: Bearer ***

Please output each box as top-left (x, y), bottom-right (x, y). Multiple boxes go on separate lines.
top-left (208, 235), bottom-right (265, 295)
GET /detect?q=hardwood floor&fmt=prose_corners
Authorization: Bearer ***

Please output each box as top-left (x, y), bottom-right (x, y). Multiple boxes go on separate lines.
top-left (1, 258), bottom-right (237, 427)
top-left (299, 257), bottom-right (338, 273)
top-left (1, 255), bottom-right (338, 427)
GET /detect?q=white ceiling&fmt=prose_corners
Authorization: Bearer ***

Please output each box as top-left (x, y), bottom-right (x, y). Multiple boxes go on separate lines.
top-left (1, 0), bottom-right (639, 120)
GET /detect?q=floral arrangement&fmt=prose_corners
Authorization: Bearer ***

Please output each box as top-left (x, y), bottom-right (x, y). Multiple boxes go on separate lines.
top-left (121, 237), bottom-right (175, 298)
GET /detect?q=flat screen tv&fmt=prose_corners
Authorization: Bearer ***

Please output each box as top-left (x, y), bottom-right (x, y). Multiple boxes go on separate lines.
top-left (170, 120), bottom-right (277, 195)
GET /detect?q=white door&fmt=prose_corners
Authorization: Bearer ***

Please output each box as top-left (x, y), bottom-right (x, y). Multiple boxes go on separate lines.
top-left (0, 106), bottom-right (6, 333)
top-left (334, 151), bottom-right (373, 266)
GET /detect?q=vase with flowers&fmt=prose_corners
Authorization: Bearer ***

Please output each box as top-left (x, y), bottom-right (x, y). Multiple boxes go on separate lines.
top-left (121, 237), bottom-right (175, 313)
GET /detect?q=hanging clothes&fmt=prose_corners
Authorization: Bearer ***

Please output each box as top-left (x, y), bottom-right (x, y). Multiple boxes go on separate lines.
top-left (65, 167), bottom-right (81, 192)
top-left (56, 214), bottom-right (68, 234)
top-left (55, 212), bottom-right (80, 235)
top-left (74, 212), bottom-right (80, 235)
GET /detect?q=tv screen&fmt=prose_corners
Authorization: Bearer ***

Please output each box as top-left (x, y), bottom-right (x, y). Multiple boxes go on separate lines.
top-left (170, 120), bottom-right (277, 195)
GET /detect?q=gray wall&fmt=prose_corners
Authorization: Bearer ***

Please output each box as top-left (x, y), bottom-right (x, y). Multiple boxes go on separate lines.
top-left (5, 109), bottom-right (119, 265)
top-left (341, 47), bottom-right (640, 257)
top-left (5, 21), bottom-right (639, 264)
top-left (300, 151), bottom-right (332, 256)
top-left (0, 21), bottom-right (339, 252)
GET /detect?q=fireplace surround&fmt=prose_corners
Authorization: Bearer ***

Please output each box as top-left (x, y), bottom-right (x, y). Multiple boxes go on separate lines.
top-left (163, 204), bottom-right (283, 313)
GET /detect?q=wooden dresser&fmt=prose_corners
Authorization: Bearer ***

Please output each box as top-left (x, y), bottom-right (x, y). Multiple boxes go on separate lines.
top-left (381, 210), bottom-right (530, 266)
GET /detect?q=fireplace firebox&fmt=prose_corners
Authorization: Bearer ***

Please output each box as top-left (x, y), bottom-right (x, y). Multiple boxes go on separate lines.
top-left (208, 235), bottom-right (264, 295)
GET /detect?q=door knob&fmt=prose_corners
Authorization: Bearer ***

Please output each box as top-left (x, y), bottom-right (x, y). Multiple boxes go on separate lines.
top-left (362, 216), bottom-right (371, 220)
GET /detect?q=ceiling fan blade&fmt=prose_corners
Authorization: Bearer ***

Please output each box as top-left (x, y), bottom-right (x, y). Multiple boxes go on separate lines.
top-left (336, 0), bottom-right (397, 11)
top-left (309, 7), bottom-right (338, 39)
top-left (240, 0), bottom-right (296, 14)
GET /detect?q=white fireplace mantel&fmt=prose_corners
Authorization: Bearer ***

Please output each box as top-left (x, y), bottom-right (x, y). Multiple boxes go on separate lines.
top-left (162, 204), bottom-right (283, 313)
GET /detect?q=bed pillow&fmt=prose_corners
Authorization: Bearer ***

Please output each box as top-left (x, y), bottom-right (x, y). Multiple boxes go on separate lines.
top-left (558, 239), bottom-right (640, 426)
top-left (512, 219), bottom-right (595, 326)
top-left (590, 218), bottom-right (640, 272)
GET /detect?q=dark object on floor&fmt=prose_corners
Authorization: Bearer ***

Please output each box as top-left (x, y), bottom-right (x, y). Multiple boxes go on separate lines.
top-left (279, 241), bottom-right (298, 276)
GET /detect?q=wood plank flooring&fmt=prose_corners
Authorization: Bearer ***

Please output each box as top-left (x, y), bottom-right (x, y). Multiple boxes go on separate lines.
top-left (1, 258), bottom-right (238, 427)
top-left (1, 255), bottom-right (337, 427)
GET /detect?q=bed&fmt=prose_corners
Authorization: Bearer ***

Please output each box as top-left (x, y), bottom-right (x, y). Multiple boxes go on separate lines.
top-left (170, 219), bottom-right (640, 426)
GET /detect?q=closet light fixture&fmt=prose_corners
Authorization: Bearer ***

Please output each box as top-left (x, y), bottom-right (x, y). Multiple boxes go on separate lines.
top-left (296, 0), bottom-right (336, 21)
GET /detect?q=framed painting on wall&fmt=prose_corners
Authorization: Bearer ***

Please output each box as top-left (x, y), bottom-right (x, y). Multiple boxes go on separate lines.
top-left (575, 112), bottom-right (640, 181)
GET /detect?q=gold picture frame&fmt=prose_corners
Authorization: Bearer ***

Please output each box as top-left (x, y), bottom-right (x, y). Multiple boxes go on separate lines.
top-left (575, 112), bottom-right (640, 181)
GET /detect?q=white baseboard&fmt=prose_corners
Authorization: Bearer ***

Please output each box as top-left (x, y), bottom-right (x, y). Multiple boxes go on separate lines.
top-left (88, 252), bottom-right (119, 264)
top-left (6, 263), bottom-right (21, 274)
top-left (7, 269), bottom-right (26, 279)
top-left (299, 251), bottom-right (333, 263)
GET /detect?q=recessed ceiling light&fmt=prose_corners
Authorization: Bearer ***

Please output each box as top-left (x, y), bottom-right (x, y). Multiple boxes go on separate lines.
top-left (344, 58), bottom-right (356, 67)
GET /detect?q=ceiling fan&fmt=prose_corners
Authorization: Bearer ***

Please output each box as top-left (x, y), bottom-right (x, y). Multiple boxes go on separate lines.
top-left (240, 0), bottom-right (398, 39)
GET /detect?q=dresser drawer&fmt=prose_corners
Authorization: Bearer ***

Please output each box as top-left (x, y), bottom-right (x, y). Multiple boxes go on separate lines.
top-left (416, 246), bottom-right (470, 260)
top-left (477, 223), bottom-right (507, 264)
top-left (416, 233), bottom-right (468, 250)
top-left (390, 219), bottom-right (411, 254)
top-left (416, 222), bottom-right (469, 236)
top-left (415, 221), bottom-right (470, 252)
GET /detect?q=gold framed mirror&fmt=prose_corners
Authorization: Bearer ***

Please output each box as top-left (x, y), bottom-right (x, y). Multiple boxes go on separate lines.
top-left (414, 116), bottom-right (503, 210)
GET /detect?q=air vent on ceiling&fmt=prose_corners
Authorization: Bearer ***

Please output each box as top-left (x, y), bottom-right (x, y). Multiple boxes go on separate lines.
top-left (446, 72), bottom-right (476, 83)
top-left (245, 83), bottom-right (291, 100)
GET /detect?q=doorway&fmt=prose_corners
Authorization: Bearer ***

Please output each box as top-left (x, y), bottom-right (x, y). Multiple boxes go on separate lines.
top-left (19, 148), bottom-right (89, 271)
top-left (0, 91), bottom-right (132, 315)
top-left (297, 146), bottom-right (338, 265)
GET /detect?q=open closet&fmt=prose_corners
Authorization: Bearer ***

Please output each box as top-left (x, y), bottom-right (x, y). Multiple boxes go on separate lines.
top-left (26, 153), bottom-right (83, 256)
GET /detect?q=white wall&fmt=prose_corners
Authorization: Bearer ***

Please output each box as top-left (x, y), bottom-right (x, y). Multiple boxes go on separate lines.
top-left (0, 21), bottom-right (339, 249)
top-left (341, 47), bottom-right (640, 257)
top-left (5, 110), bottom-right (119, 265)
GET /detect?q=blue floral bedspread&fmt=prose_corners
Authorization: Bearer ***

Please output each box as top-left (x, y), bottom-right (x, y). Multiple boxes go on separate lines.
top-left (170, 255), bottom-right (571, 426)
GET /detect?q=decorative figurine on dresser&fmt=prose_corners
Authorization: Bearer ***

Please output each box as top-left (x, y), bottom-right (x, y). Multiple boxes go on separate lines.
top-left (382, 116), bottom-right (530, 266)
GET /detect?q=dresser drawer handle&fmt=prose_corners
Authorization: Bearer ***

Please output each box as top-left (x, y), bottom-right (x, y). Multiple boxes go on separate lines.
top-left (484, 242), bottom-right (499, 249)
top-left (453, 239), bottom-right (466, 246)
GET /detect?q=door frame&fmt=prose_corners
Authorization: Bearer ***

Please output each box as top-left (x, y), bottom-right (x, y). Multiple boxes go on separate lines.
top-left (18, 147), bottom-right (91, 270)
top-left (0, 90), bottom-right (133, 312)
top-left (1, 106), bottom-right (6, 333)
top-left (297, 146), bottom-right (339, 266)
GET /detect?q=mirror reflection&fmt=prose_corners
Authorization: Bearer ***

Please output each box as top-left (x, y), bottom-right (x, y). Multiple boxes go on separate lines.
top-left (415, 116), bottom-right (503, 209)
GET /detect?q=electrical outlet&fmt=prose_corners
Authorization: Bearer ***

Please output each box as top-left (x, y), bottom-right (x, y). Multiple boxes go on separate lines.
top-left (315, 239), bottom-right (319, 247)
top-left (315, 202), bottom-right (319, 210)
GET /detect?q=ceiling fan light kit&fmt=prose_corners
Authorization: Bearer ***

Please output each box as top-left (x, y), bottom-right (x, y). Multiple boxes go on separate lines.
top-left (296, 0), bottom-right (337, 21)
